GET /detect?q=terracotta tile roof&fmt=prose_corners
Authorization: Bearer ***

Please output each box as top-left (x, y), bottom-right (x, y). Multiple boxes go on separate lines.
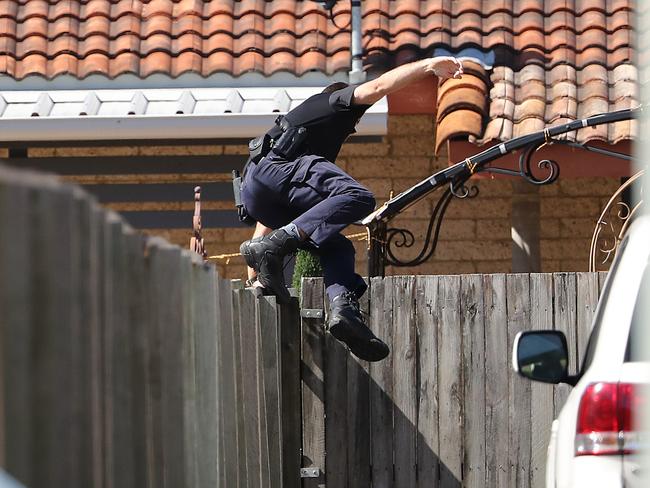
top-left (0, 1), bottom-right (637, 147)
top-left (434, 57), bottom-right (637, 153)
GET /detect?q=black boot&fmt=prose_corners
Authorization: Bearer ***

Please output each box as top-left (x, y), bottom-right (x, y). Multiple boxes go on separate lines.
top-left (240, 228), bottom-right (299, 304)
top-left (328, 291), bottom-right (389, 362)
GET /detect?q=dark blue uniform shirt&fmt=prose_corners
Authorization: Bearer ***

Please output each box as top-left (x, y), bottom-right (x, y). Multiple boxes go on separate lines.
top-left (267, 85), bottom-right (371, 163)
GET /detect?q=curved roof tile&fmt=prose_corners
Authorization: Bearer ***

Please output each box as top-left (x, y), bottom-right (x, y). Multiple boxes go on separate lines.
top-left (436, 56), bottom-right (637, 152)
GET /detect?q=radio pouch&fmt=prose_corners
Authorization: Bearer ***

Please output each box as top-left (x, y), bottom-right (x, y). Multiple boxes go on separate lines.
top-left (273, 126), bottom-right (308, 160)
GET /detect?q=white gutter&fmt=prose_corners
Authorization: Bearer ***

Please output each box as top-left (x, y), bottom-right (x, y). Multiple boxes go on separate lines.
top-left (0, 107), bottom-right (387, 142)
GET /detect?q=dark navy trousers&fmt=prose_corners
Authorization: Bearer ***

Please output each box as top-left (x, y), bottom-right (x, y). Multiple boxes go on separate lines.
top-left (241, 151), bottom-right (375, 300)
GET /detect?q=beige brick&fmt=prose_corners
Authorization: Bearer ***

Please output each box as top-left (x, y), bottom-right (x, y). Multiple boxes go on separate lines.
top-left (433, 239), bottom-right (511, 261)
top-left (106, 201), bottom-right (227, 212)
top-left (391, 177), bottom-right (431, 194)
top-left (221, 263), bottom-right (248, 280)
top-left (389, 135), bottom-right (436, 157)
top-left (223, 144), bottom-right (249, 155)
top-left (354, 256), bottom-right (369, 266)
top-left (560, 218), bottom-right (599, 238)
top-left (30, 146), bottom-right (140, 157)
top-left (387, 114), bottom-right (435, 136)
top-left (398, 201), bottom-right (435, 219)
top-left (66, 173), bottom-right (232, 185)
top-left (430, 156), bottom-right (448, 173)
top-left (541, 197), bottom-right (601, 218)
top-left (559, 259), bottom-right (590, 272)
top-left (221, 227), bottom-right (256, 243)
top-left (475, 260), bottom-right (512, 273)
top-left (539, 182), bottom-right (561, 196)
top-left (541, 239), bottom-right (591, 260)
top-left (596, 195), bottom-right (614, 210)
top-left (541, 260), bottom-right (561, 272)
top-left (357, 178), bottom-right (393, 198)
top-left (143, 228), bottom-right (223, 243)
top-left (335, 157), bottom-right (348, 171)
top-left (558, 177), bottom-right (621, 197)
top-left (445, 197), bottom-right (512, 219)
top-left (348, 156), bottom-right (430, 178)
top-left (351, 240), bottom-right (371, 258)
top-left (387, 260), bottom-right (476, 276)
top-left (28, 147), bottom-right (57, 157)
top-left (474, 179), bottom-right (516, 197)
top-left (438, 219), bottom-right (476, 240)
top-left (476, 219), bottom-right (510, 239)
top-left (142, 228), bottom-right (188, 246)
top-left (339, 142), bottom-right (389, 157)
top-left (138, 145), bottom-right (223, 156)
top-left (540, 219), bottom-right (560, 238)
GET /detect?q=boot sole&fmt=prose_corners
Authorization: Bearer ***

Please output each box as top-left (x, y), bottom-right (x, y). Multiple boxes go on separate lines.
top-left (329, 319), bottom-right (389, 362)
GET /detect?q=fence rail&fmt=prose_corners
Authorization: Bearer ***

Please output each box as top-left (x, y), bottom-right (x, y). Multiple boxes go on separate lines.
top-left (0, 165), bottom-right (605, 488)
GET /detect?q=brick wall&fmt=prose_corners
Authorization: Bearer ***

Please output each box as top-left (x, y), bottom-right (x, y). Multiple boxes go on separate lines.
top-left (6, 114), bottom-right (625, 280)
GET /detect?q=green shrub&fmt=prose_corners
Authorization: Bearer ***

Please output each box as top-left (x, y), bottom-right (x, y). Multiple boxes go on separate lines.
top-left (292, 249), bottom-right (323, 292)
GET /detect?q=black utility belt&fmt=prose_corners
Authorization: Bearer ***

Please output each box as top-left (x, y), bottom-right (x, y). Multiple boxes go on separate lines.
top-left (247, 126), bottom-right (308, 165)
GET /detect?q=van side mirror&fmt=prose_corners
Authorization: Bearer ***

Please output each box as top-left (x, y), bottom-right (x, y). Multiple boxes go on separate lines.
top-left (512, 331), bottom-right (570, 384)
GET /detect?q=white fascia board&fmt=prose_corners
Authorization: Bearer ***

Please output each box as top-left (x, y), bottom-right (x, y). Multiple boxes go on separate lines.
top-left (0, 99), bottom-right (387, 142)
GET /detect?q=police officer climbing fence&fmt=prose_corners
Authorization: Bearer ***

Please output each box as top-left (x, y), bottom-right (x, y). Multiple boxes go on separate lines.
top-left (237, 56), bottom-right (464, 362)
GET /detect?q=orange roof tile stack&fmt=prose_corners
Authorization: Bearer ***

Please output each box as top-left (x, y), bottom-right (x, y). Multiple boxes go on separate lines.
top-left (0, 0), bottom-right (637, 147)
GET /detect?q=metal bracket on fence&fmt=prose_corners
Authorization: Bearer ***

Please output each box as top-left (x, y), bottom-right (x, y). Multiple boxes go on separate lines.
top-left (300, 308), bottom-right (324, 319)
top-left (300, 467), bottom-right (321, 478)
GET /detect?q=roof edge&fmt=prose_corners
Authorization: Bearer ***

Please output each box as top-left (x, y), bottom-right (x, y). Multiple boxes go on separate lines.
top-left (0, 71), bottom-right (351, 92)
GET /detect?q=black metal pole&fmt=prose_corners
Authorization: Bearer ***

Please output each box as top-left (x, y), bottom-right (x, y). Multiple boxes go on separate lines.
top-left (367, 221), bottom-right (386, 277)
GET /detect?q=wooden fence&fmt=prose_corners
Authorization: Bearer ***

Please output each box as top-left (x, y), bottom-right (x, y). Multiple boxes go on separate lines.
top-left (299, 273), bottom-right (605, 488)
top-left (0, 165), bottom-right (606, 488)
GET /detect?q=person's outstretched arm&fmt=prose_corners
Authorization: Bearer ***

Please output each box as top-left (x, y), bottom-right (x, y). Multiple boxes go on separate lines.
top-left (353, 56), bottom-right (463, 106)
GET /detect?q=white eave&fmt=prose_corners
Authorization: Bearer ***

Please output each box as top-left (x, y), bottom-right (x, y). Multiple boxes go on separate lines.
top-left (0, 86), bottom-right (387, 143)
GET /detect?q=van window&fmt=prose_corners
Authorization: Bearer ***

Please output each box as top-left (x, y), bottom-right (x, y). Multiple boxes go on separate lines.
top-left (625, 260), bottom-right (649, 362)
top-left (579, 235), bottom-right (630, 374)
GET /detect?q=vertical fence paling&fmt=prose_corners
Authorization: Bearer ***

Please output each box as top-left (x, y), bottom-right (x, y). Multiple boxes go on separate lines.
top-left (300, 278), bottom-right (327, 488)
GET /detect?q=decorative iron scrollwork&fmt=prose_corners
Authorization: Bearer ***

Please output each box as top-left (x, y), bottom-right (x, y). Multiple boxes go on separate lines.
top-left (589, 171), bottom-right (644, 272)
top-left (383, 177), bottom-right (478, 268)
top-left (480, 138), bottom-right (560, 185)
top-left (365, 107), bottom-right (639, 277)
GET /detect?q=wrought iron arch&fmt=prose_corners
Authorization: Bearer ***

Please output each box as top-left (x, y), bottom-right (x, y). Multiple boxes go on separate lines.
top-left (363, 107), bottom-right (641, 277)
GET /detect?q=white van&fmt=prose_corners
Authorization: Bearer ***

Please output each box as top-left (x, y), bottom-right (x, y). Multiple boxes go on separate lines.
top-left (513, 214), bottom-right (649, 488)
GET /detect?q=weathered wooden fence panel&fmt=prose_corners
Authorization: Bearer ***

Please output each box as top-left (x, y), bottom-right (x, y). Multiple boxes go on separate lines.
top-left (299, 272), bottom-right (603, 488)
